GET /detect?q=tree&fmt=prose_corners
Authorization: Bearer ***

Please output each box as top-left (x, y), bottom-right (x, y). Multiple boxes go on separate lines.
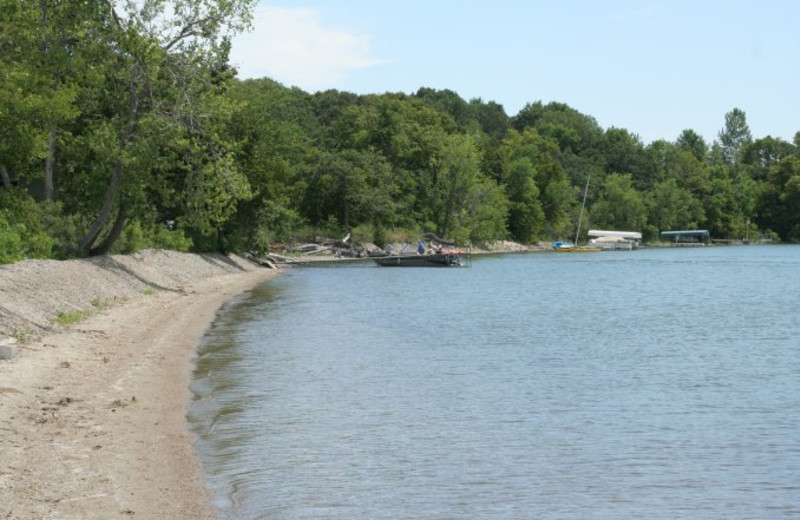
top-left (503, 157), bottom-right (544, 242)
top-left (717, 108), bottom-right (752, 166)
top-left (756, 156), bottom-right (800, 241)
top-left (500, 129), bottom-right (574, 239)
top-left (603, 127), bottom-right (646, 185)
top-left (675, 129), bottom-right (707, 162)
top-left (72, 0), bottom-right (256, 256)
top-left (646, 178), bottom-right (704, 239)
top-left (0, 0), bottom-right (81, 194)
top-left (302, 148), bottom-right (394, 234)
top-left (741, 136), bottom-right (795, 181)
top-left (225, 79), bottom-right (318, 249)
top-left (432, 133), bottom-right (507, 242)
top-left (590, 173), bottom-right (647, 233)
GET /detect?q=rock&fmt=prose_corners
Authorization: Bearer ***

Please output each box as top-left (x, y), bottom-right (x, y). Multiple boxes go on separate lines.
top-left (0, 337), bottom-right (17, 360)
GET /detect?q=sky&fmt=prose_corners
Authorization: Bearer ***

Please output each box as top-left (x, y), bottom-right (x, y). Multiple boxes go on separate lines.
top-left (229, 0), bottom-right (800, 145)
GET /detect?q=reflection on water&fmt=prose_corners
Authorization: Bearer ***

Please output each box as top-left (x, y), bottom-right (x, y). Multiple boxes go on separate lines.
top-left (189, 246), bottom-right (800, 519)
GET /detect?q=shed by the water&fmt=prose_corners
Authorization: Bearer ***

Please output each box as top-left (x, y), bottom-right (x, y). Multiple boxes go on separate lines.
top-left (660, 230), bottom-right (710, 244)
top-left (587, 230), bottom-right (641, 250)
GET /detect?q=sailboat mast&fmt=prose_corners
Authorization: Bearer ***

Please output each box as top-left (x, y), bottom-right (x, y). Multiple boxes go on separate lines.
top-left (575, 175), bottom-right (590, 245)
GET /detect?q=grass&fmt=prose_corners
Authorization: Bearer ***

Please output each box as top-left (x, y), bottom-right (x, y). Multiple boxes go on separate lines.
top-left (143, 288), bottom-right (156, 295)
top-left (49, 296), bottom-right (129, 327)
top-left (53, 309), bottom-right (93, 326)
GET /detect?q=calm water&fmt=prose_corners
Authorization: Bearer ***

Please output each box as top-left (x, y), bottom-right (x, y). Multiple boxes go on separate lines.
top-left (189, 246), bottom-right (800, 519)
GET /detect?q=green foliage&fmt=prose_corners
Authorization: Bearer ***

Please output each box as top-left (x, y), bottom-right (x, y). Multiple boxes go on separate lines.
top-left (0, 218), bottom-right (26, 264)
top-left (646, 178), bottom-right (704, 238)
top-left (590, 174), bottom-right (647, 234)
top-left (112, 221), bottom-right (146, 254)
top-left (717, 108), bottom-right (752, 166)
top-left (351, 223), bottom-right (389, 247)
top-left (0, 192), bottom-right (55, 263)
top-left (2, 1), bottom-right (798, 256)
top-left (150, 225), bottom-right (194, 252)
top-left (676, 129), bottom-right (708, 162)
top-left (53, 308), bottom-right (92, 325)
top-left (756, 156), bottom-right (800, 242)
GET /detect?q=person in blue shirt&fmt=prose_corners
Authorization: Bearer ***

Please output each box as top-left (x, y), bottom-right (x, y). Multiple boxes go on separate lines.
top-left (417, 240), bottom-right (425, 255)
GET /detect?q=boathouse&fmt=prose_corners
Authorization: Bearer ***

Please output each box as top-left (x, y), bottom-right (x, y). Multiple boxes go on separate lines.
top-left (587, 230), bottom-right (642, 250)
top-left (660, 230), bottom-right (710, 244)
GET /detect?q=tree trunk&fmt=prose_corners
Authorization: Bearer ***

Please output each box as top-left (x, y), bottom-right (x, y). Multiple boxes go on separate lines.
top-left (1, 165), bottom-right (11, 188)
top-left (77, 160), bottom-right (123, 255)
top-left (440, 169), bottom-right (459, 239)
top-left (44, 128), bottom-right (57, 201)
top-left (90, 201), bottom-right (129, 256)
top-left (78, 66), bottom-right (140, 255)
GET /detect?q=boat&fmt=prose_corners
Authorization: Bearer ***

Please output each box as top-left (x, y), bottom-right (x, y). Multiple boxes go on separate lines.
top-left (553, 175), bottom-right (601, 253)
top-left (552, 241), bottom-right (601, 253)
top-left (374, 250), bottom-right (464, 267)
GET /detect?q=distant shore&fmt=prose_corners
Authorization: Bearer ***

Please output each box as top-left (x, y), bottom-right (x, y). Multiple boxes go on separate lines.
top-left (0, 250), bottom-right (278, 520)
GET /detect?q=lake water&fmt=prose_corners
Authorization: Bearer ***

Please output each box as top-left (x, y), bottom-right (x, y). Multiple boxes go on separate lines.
top-left (188, 246), bottom-right (800, 519)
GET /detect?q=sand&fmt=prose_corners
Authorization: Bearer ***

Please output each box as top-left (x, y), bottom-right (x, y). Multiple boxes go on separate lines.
top-left (0, 250), bottom-right (279, 520)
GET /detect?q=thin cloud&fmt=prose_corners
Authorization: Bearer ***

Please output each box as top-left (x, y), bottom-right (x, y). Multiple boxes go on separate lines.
top-left (230, 5), bottom-right (390, 89)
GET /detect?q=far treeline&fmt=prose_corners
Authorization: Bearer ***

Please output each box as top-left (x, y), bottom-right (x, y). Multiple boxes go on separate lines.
top-left (2, 1), bottom-right (800, 264)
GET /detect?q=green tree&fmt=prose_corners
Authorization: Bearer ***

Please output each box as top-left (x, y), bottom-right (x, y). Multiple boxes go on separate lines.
top-left (603, 128), bottom-right (644, 175)
top-left (503, 157), bottom-right (544, 242)
top-left (675, 129), bottom-right (707, 162)
top-left (756, 156), bottom-right (800, 241)
top-left (646, 178), bottom-right (704, 239)
top-left (717, 107), bottom-right (752, 166)
top-left (225, 79), bottom-right (317, 249)
top-left (70, 0), bottom-right (255, 256)
top-left (0, 0), bottom-right (82, 194)
top-left (432, 133), bottom-right (507, 242)
top-left (590, 173), bottom-right (647, 233)
top-left (302, 148), bottom-right (394, 234)
top-left (741, 136), bottom-right (795, 182)
top-left (501, 129), bottom-right (574, 239)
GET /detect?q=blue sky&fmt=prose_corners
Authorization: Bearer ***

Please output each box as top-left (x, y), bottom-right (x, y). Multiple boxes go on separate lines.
top-left (229, 1), bottom-right (800, 145)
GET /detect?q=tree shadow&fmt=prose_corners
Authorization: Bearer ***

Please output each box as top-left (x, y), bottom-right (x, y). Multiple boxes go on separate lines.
top-left (196, 253), bottom-right (248, 272)
top-left (90, 256), bottom-right (182, 293)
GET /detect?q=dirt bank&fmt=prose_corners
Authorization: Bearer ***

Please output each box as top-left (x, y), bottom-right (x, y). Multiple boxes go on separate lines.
top-left (0, 250), bottom-right (279, 519)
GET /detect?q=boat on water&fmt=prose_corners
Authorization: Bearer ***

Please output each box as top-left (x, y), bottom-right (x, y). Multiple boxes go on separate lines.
top-left (552, 175), bottom-right (601, 253)
top-left (374, 250), bottom-right (465, 267)
top-left (552, 241), bottom-right (602, 253)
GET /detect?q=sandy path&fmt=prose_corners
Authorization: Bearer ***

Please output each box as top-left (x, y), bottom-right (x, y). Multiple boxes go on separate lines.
top-left (0, 265), bottom-right (278, 520)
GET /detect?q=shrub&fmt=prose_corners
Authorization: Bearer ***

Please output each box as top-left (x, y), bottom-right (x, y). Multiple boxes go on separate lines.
top-left (0, 191), bottom-right (55, 263)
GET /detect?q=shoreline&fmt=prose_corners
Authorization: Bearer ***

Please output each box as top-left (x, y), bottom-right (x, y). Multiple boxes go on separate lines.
top-left (0, 251), bottom-right (279, 520)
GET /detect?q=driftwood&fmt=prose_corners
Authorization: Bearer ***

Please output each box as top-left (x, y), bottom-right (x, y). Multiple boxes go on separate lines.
top-left (301, 245), bottom-right (332, 256)
top-left (422, 232), bottom-right (456, 246)
top-left (265, 253), bottom-right (296, 263)
top-left (243, 252), bottom-right (280, 269)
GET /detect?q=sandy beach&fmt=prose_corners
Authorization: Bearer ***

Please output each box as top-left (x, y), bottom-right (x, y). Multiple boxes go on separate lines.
top-left (0, 250), bottom-right (279, 520)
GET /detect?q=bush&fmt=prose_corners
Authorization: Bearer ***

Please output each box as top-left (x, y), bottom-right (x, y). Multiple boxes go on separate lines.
top-left (0, 191), bottom-right (55, 263)
top-left (110, 220), bottom-right (194, 254)
top-left (149, 223), bottom-right (193, 251)
top-left (0, 218), bottom-right (26, 264)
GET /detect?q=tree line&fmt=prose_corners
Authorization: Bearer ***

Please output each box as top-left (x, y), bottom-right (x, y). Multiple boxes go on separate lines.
top-left (3, 0), bottom-right (800, 264)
